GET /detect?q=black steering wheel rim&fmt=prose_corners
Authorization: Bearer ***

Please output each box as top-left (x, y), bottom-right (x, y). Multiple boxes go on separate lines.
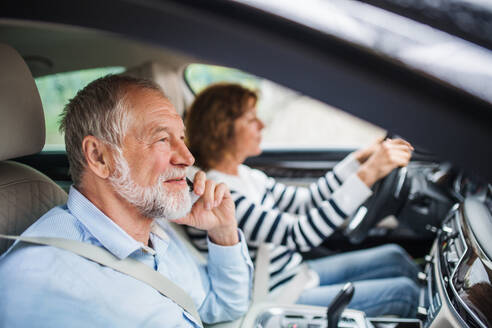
top-left (344, 166), bottom-right (410, 244)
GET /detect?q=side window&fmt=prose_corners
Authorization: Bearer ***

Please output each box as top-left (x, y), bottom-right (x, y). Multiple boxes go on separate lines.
top-left (185, 63), bottom-right (385, 148)
top-left (35, 66), bottom-right (125, 150)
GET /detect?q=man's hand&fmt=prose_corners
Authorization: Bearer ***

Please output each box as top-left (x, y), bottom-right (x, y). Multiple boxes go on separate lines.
top-left (357, 138), bottom-right (413, 187)
top-left (171, 171), bottom-right (238, 246)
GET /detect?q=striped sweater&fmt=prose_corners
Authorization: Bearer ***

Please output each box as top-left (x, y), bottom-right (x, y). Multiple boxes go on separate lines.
top-left (186, 154), bottom-right (372, 291)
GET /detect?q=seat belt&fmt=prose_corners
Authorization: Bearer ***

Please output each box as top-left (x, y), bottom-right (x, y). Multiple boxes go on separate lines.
top-left (0, 234), bottom-right (203, 327)
top-left (275, 265), bottom-right (314, 304)
top-left (253, 243), bottom-right (315, 304)
top-left (253, 243), bottom-right (270, 302)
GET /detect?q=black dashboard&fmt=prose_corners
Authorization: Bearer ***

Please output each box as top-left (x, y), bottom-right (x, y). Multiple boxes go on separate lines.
top-left (420, 174), bottom-right (492, 328)
top-left (427, 197), bottom-right (492, 328)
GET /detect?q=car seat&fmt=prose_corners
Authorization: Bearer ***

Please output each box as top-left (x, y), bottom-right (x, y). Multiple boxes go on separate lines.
top-left (0, 43), bottom-right (67, 255)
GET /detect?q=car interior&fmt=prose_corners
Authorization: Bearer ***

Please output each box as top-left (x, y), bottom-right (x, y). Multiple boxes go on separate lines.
top-left (1, 2), bottom-right (492, 327)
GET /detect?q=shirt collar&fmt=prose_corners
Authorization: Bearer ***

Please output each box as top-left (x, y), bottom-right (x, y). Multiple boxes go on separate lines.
top-left (67, 186), bottom-right (146, 260)
top-left (151, 221), bottom-right (170, 242)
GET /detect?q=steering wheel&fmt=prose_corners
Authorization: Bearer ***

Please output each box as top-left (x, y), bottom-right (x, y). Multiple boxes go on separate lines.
top-left (343, 166), bottom-right (411, 244)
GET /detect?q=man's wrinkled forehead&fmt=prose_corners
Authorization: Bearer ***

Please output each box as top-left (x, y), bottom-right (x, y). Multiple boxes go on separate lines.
top-left (126, 87), bottom-right (184, 138)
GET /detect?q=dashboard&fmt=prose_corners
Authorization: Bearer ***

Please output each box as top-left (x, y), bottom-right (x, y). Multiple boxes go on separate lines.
top-left (424, 194), bottom-right (492, 328)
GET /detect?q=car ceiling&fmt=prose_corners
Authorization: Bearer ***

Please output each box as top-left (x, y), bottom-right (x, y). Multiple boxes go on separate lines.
top-left (0, 20), bottom-right (195, 77)
top-left (1, 0), bottom-right (492, 181)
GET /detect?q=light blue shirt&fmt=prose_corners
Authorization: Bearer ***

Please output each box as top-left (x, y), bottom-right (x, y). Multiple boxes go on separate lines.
top-left (0, 187), bottom-right (253, 327)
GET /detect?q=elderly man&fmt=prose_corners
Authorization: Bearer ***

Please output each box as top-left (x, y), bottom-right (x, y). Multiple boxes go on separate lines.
top-left (0, 75), bottom-right (253, 327)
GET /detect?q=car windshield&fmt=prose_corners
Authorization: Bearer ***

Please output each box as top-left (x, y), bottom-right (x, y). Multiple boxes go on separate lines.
top-left (234, 0), bottom-right (492, 104)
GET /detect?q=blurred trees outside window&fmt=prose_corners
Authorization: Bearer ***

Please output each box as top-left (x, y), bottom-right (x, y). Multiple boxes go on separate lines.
top-left (35, 67), bottom-right (125, 150)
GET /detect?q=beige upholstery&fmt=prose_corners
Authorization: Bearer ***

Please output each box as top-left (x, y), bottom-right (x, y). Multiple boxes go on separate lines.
top-left (0, 161), bottom-right (67, 253)
top-left (0, 44), bottom-right (68, 254)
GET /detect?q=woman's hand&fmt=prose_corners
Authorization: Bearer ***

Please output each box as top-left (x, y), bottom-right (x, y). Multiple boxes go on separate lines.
top-left (353, 137), bottom-right (384, 164)
top-left (171, 171), bottom-right (238, 246)
top-left (353, 137), bottom-right (413, 164)
top-left (356, 138), bottom-right (413, 187)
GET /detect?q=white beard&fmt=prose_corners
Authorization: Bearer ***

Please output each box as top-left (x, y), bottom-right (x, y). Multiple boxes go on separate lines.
top-left (109, 151), bottom-right (192, 220)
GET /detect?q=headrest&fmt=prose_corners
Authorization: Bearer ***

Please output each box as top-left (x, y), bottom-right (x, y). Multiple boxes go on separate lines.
top-left (124, 61), bottom-right (186, 115)
top-left (0, 44), bottom-right (45, 161)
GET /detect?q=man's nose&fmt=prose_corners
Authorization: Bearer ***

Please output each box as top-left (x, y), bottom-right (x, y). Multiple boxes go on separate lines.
top-left (171, 139), bottom-right (195, 167)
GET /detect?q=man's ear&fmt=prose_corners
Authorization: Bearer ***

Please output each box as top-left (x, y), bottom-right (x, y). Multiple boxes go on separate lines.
top-left (82, 136), bottom-right (113, 179)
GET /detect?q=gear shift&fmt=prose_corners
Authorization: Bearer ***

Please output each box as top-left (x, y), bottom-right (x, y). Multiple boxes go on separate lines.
top-left (327, 282), bottom-right (355, 327)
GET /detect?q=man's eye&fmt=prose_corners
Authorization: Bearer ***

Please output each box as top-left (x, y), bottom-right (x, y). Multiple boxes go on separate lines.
top-left (158, 138), bottom-right (169, 143)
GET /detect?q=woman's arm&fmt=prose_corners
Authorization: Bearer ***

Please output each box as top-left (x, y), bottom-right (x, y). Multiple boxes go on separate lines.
top-left (231, 173), bottom-right (371, 252)
top-left (260, 154), bottom-right (361, 214)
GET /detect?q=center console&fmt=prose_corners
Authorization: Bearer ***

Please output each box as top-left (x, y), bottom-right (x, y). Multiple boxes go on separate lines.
top-left (254, 306), bottom-right (367, 328)
top-left (248, 304), bottom-right (422, 328)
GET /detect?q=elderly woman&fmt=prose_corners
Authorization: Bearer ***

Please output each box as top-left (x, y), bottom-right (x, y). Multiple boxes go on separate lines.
top-left (185, 83), bottom-right (419, 317)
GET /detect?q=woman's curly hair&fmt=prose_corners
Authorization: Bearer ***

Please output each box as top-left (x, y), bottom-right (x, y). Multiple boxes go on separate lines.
top-left (185, 83), bottom-right (258, 171)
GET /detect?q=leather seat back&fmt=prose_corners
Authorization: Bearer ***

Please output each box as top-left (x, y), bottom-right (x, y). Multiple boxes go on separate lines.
top-left (0, 44), bottom-right (67, 254)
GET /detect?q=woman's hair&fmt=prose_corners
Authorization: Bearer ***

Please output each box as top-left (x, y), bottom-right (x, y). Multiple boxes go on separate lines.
top-left (185, 83), bottom-right (257, 171)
